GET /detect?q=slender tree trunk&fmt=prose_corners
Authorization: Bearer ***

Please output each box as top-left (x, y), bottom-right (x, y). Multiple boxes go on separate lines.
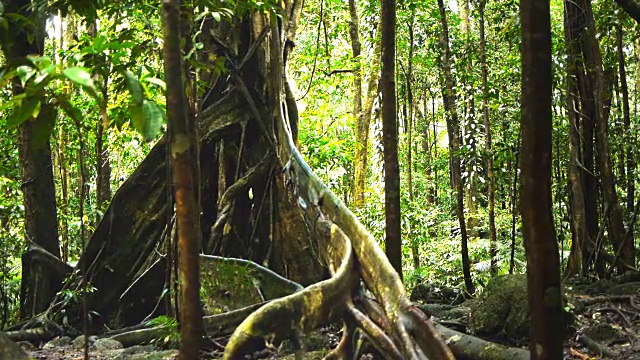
top-left (354, 21), bottom-right (382, 210)
top-left (162, 0), bottom-right (204, 357)
top-left (618, 22), bottom-right (635, 219)
top-left (437, 0), bottom-right (474, 295)
top-left (407, 18), bottom-right (419, 271)
top-left (478, 0), bottom-right (497, 275)
top-left (519, 1), bottom-right (563, 358)
top-left (381, 0), bottom-right (402, 279)
top-left (87, 21), bottom-right (112, 214)
top-left (459, 0), bottom-right (478, 222)
top-left (349, 0), bottom-right (365, 209)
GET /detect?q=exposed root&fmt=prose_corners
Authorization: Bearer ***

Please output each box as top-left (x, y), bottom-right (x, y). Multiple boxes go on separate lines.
top-left (578, 334), bottom-right (620, 359)
top-left (223, 220), bottom-right (357, 358)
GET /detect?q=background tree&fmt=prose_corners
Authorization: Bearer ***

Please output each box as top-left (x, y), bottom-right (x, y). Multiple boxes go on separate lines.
top-left (437, 0), bottom-right (474, 295)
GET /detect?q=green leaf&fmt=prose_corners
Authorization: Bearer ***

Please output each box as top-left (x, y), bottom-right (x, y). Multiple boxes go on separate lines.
top-left (142, 77), bottom-right (166, 90)
top-left (7, 95), bottom-right (41, 128)
top-left (62, 67), bottom-right (94, 88)
top-left (130, 100), bottom-right (165, 141)
top-left (124, 70), bottom-right (144, 105)
top-left (32, 101), bottom-right (56, 149)
top-left (56, 96), bottom-right (83, 125)
top-left (16, 65), bottom-right (36, 86)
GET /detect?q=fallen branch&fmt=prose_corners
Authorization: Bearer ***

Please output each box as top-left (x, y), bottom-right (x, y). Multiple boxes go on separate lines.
top-left (5, 327), bottom-right (54, 343)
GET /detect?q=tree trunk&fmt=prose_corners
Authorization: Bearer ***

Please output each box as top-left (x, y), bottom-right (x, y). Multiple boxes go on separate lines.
top-left (4, 0), bottom-right (61, 320)
top-left (407, 18), bottom-right (419, 271)
top-left (577, 0), bottom-right (633, 267)
top-left (437, 0), bottom-right (474, 295)
top-left (564, 1), bottom-right (590, 278)
top-left (354, 21), bottom-right (383, 210)
top-left (478, 0), bottom-right (497, 276)
top-left (618, 22), bottom-right (635, 219)
top-left (348, 0), bottom-right (365, 209)
top-left (88, 21), bottom-right (112, 215)
top-left (519, 0), bottom-right (563, 358)
top-left (565, 0), bottom-right (603, 275)
top-left (459, 0), bottom-right (478, 223)
top-left (381, 0), bottom-right (402, 279)
top-left (162, 0), bottom-right (204, 357)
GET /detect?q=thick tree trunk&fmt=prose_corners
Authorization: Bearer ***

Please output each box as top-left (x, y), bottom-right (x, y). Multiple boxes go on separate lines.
top-left (565, 0), bottom-right (604, 274)
top-left (437, 0), bottom-right (474, 295)
top-left (519, 0), bottom-right (564, 358)
top-left (577, 0), bottom-right (633, 267)
top-left (4, 0), bottom-right (61, 320)
top-left (381, 0), bottom-right (402, 279)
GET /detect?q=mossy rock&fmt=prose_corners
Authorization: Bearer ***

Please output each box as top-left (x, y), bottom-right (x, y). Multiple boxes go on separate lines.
top-left (584, 323), bottom-right (621, 344)
top-left (410, 283), bottom-right (464, 305)
top-left (609, 282), bottom-right (640, 295)
top-left (468, 274), bottom-right (530, 341)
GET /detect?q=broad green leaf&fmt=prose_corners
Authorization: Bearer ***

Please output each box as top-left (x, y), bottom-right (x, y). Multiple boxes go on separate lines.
top-left (63, 67), bottom-right (94, 88)
top-left (141, 100), bottom-right (165, 141)
top-left (129, 103), bottom-right (145, 134)
top-left (130, 100), bottom-right (165, 141)
top-left (16, 65), bottom-right (36, 86)
top-left (7, 95), bottom-right (41, 128)
top-left (124, 70), bottom-right (144, 105)
top-left (32, 101), bottom-right (56, 149)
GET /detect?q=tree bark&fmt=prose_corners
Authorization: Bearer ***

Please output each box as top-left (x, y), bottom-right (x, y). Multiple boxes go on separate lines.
top-left (614, 0), bottom-right (640, 23)
top-left (579, 0), bottom-right (633, 267)
top-left (407, 18), bottom-right (419, 271)
top-left (381, 0), bottom-right (402, 279)
top-left (459, 0), bottom-right (478, 221)
top-left (478, 0), bottom-right (497, 276)
top-left (618, 22), bottom-right (635, 217)
top-left (519, 0), bottom-right (564, 358)
top-left (437, 0), bottom-right (474, 295)
top-left (564, 1), bottom-right (589, 278)
top-left (161, 0), bottom-right (204, 357)
top-left (4, 0), bottom-right (61, 320)
top-left (348, 0), bottom-right (365, 209)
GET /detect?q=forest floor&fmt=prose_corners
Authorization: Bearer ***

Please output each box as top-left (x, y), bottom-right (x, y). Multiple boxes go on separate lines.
top-left (16, 273), bottom-right (640, 359)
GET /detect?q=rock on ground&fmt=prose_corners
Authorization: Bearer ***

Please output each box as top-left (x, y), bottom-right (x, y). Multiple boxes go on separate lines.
top-left (0, 331), bottom-right (31, 360)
